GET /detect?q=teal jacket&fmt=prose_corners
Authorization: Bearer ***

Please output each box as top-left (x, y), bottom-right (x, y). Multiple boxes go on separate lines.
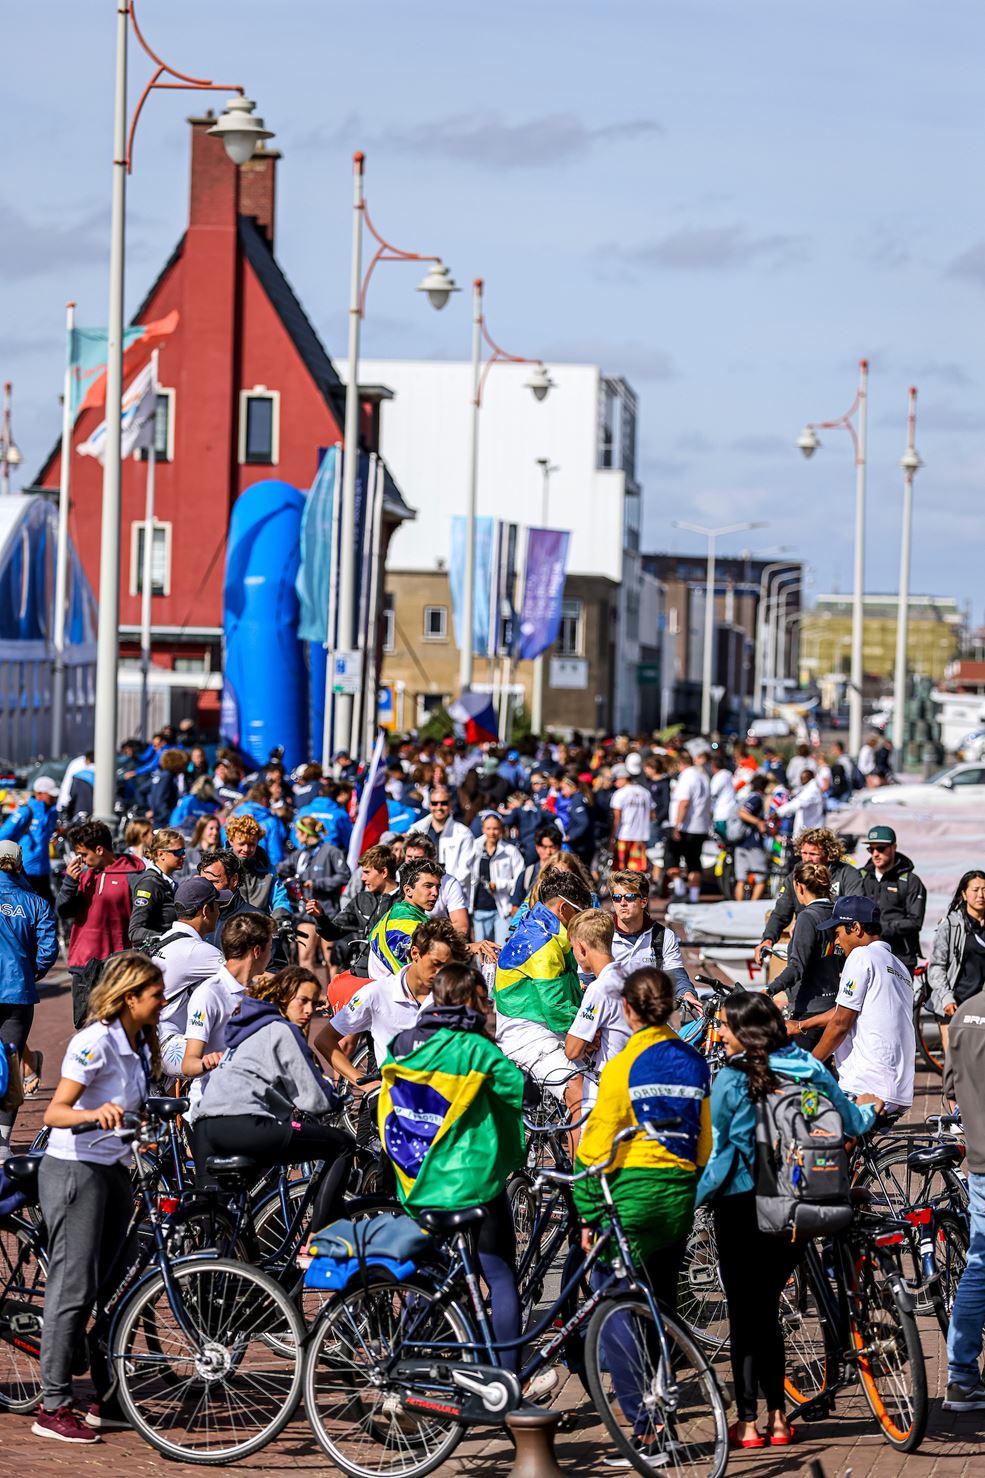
top-left (696, 1043), bottom-right (876, 1206)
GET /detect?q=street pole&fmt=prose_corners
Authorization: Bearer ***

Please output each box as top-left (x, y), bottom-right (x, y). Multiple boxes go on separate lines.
top-left (1, 384), bottom-right (11, 498)
top-left (753, 561), bottom-right (796, 712)
top-left (459, 278), bottom-right (483, 694)
top-left (765, 575), bottom-right (800, 712)
top-left (93, 0), bottom-right (129, 820)
top-left (700, 532), bottom-right (716, 734)
top-left (848, 359), bottom-right (868, 758)
top-left (362, 456), bottom-right (385, 762)
top-left (51, 300), bottom-right (76, 757)
top-left (893, 387), bottom-right (921, 772)
top-left (320, 443), bottom-right (343, 771)
top-left (530, 457), bottom-right (555, 734)
top-left (337, 151), bottom-right (364, 758)
top-left (139, 349), bottom-right (159, 742)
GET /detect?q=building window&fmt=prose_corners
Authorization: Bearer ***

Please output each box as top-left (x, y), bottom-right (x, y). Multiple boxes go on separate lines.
top-left (137, 389), bottom-right (175, 462)
top-left (129, 520), bottom-right (172, 597)
top-left (557, 597), bottom-right (584, 657)
top-left (238, 388), bottom-right (280, 464)
top-left (382, 593), bottom-right (395, 652)
top-left (423, 605), bottom-right (447, 641)
top-left (173, 656), bottom-right (207, 674)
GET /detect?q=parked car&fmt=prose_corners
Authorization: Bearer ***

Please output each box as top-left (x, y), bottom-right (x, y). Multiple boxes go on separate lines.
top-left (957, 728), bottom-right (985, 763)
top-left (746, 717), bottom-right (792, 745)
top-left (859, 761), bottom-right (985, 809)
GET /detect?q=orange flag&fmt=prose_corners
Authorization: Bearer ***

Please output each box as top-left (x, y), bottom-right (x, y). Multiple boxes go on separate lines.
top-left (77, 309), bottom-right (179, 415)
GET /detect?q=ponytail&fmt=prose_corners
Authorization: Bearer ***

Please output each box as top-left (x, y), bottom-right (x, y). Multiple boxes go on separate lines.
top-left (722, 991), bottom-right (789, 1103)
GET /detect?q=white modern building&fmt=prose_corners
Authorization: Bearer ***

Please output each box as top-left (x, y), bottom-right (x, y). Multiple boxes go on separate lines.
top-left (356, 358), bottom-right (664, 734)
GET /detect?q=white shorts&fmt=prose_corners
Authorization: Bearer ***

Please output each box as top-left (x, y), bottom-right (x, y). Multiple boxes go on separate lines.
top-left (498, 1021), bottom-right (576, 1101)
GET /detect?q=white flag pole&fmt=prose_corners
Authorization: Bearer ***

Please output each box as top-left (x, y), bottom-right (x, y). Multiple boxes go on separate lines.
top-left (321, 443), bottom-right (343, 771)
top-left (139, 349), bottom-right (159, 742)
top-left (51, 300), bottom-right (76, 757)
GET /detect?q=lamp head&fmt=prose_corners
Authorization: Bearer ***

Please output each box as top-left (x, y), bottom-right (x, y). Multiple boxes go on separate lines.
top-left (900, 446), bottom-right (923, 475)
top-left (3, 442), bottom-right (21, 468)
top-left (797, 426), bottom-right (820, 458)
top-left (416, 262), bottom-right (459, 311)
top-left (208, 97), bottom-right (274, 166)
top-left (526, 363), bottom-right (555, 402)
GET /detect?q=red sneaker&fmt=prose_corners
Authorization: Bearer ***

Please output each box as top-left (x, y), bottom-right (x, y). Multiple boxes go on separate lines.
top-left (31, 1405), bottom-right (101, 1443)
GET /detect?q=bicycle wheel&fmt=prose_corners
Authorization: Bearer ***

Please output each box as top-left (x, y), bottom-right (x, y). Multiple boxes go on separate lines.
top-left (112, 1256), bottom-right (304, 1464)
top-left (303, 1274), bottom-right (471, 1478)
top-left (676, 1207), bottom-right (729, 1355)
top-left (584, 1294), bottom-right (728, 1478)
top-left (913, 1001), bottom-right (944, 1076)
top-left (855, 1141), bottom-right (960, 1217)
top-left (932, 1211), bottom-right (969, 1336)
top-left (0, 1219), bottom-right (46, 1412)
top-left (780, 1261), bottom-right (829, 1405)
top-left (850, 1249), bottom-right (928, 1452)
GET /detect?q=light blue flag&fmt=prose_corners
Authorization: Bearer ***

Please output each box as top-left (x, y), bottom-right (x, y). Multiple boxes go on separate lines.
top-left (296, 447), bottom-right (339, 643)
top-left (450, 516), bottom-right (495, 657)
top-left (68, 327), bottom-right (144, 419)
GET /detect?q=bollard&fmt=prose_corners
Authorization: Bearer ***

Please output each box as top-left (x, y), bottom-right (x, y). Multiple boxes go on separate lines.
top-left (506, 1406), bottom-right (566, 1478)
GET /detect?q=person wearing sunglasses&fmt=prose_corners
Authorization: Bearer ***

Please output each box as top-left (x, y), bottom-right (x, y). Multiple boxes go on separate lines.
top-left (855, 825), bottom-right (927, 977)
top-left (407, 788), bottom-right (477, 908)
top-left (127, 828), bottom-right (186, 949)
top-left (607, 871), bottom-right (699, 1010)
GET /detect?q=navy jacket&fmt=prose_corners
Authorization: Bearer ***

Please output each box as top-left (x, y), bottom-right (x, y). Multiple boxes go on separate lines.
top-left (0, 870), bottom-right (58, 1004)
top-left (0, 798), bottom-right (58, 876)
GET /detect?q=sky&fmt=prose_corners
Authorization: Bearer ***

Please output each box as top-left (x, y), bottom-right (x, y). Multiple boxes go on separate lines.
top-left (4, 1), bottom-right (985, 621)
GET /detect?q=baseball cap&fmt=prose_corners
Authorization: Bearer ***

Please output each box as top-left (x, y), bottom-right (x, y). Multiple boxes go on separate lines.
top-left (0, 841), bottom-right (22, 866)
top-left (174, 877), bottom-right (232, 911)
top-left (32, 775), bottom-right (59, 797)
top-left (816, 895), bottom-right (882, 932)
top-left (611, 763), bottom-right (630, 780)
top-left (865, 825), bottom-right (897, 847)
top-left (625, 753), bottom-right (643, 775)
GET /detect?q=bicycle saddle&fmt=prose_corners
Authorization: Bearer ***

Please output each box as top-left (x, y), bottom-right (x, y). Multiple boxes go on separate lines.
top-left (416, 1206), bottom-right (487, 1236)
top-left (5, 1153), bottom-right (44, 1184)
top-left (906, 1141), bottom-right (964, 1171)
top-left (145, 1095), bottom-right (190, 1120)
top-left (205, 1154), bottom-right (256, 1176)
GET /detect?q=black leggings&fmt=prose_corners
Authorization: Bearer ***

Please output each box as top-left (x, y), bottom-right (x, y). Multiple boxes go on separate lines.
top-left (0, 1003), bottom-right (33, 1055)
top-left (193, 1114), bottom-right (357, 1232)
top-left (714, 1191), bottom-right (802, 1422)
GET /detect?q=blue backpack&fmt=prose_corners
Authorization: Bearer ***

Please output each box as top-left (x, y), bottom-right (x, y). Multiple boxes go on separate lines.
top-left (304, 1213), bottom-right (432, 1291)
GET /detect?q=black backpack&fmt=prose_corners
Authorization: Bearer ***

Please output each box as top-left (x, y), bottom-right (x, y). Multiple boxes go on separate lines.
top-left (753, 1073), bottom-right (852, 1242)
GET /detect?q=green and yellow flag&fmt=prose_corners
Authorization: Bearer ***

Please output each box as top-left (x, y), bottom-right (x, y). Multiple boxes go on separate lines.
top-left (494, 902), bottom-right (582, 1032)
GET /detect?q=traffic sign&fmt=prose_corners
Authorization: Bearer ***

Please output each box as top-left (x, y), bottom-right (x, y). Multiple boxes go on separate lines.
top-left (331, 651), bottom-right (363, 695)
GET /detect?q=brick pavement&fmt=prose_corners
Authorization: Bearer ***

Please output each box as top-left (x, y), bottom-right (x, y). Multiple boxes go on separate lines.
top-left (2, 963), bottom-right (983, 1476)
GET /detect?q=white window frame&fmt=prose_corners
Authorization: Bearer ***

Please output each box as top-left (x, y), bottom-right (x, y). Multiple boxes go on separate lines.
top-left (238, 386), bottom-right (280, 465)
top-left (556, 597), bottom-right (584, 658)
top-left (381, 596), bottom-right (396, 653)
top-left (423, 605), bottom-right (448, 642)
top-left (137, 387), bottom-right (175, 463)
top-left (129, 519), bottom-right (172, 597)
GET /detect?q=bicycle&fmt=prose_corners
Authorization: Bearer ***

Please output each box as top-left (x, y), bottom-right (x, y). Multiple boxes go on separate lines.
top-left (302, 1118), bottom-right (728, 1478)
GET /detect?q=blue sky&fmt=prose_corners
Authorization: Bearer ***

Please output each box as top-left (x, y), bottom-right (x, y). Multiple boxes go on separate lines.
top-left (5, 1), bottom-right (984, 620)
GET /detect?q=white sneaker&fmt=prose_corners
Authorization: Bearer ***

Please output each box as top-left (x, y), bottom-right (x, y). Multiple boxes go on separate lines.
top-left (523, 1366), bottom-right (560, 1400)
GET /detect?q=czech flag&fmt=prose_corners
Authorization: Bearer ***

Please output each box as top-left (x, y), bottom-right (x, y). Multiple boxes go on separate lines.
top-left (448, 691), bottom-right (499, 746)
top-left (346, 731), bottom-right (388, 870)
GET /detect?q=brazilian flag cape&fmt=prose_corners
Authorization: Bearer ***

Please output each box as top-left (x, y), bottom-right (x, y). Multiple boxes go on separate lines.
top-left (378, 1029), bottom-right (526, 1212)
top-left (494, 902), bottom-right (581, 1032)
top-left (369, 900), bottom-right (427, 975)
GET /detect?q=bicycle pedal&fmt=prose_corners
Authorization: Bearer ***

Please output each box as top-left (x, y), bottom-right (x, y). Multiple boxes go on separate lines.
top-left (796, 1394), bottom-right (835, 1423)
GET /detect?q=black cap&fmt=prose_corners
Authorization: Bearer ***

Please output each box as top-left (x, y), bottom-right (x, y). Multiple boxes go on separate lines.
top-left (174, 877), bottom-right (232, 911)
top-left (816, 895), bottom-right (881, 932)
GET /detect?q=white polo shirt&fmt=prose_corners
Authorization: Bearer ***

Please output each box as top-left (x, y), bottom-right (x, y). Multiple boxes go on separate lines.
top-left (154, 923), bottom-right (224, 1043)
top-left (330, 967), bottom-right (433, 1066)
top-left (47, 1018), bottom-right (150, 1166)
top-left (428, 873), bottom-right (468, 921)
top-left (610, 783), bottom-right (653, 843)
top-left (184, 965), bottom-right (246, 1114)
top-left (567, 961), bottom-right (630, 1066)
top-left (833, 939), bottom-right (915, 1108)
top-left (671, 766), bottom-right (712, 834)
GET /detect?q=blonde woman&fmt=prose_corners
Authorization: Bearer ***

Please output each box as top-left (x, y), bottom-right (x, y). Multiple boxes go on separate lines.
top-left (35, 953), bottom-right (164, 1444)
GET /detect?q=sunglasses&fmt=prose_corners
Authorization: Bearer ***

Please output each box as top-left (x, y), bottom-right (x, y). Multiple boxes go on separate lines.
top-left (867, 843), bottom-right (892, 853)
top-left (430, 801), bottom-right (450, 808)
top-left (164, 848), bottom-right (186, 858)
top-left (610, 893), bottom-right (644, 904)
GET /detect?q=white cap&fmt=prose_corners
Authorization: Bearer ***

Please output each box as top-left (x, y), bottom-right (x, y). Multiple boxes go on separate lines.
top-left (611, 764), bottom-right (630, 780)
top-left (625, 753), bottom-right (643, 775)
top-left (32, 775), bottom-right (59, 797)
top-left (0, 841), bottom-right (22, 866)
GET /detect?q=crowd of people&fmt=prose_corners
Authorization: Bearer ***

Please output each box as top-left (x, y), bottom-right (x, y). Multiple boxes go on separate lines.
top-left (1, 719), bottom-right (984, 1444)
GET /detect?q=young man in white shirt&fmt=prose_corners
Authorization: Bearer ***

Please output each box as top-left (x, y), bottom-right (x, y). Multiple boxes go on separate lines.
top-left (608, 764), bottom-right (655, 873)
top-left (606, 870), bottom-right (699, 1007)
top-left (777, 769), bottom-right (826, 836)
top-left (564, 910), bottom-right (629, 1083)
top-left (315, 918), bottom-right (469, 1082)
top-left (665, 751), bottom-right (712, 904)
top-left (182, 912), bottom-right (275, 1112)
top-left (800, 895), bottom-right (914, 1112)
top-left (152, 877), bottom-right (230, 1074)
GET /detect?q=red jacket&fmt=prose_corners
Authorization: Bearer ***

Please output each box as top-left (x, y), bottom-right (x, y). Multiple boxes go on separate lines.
top-left (57, 853), bottom-right (145, 968)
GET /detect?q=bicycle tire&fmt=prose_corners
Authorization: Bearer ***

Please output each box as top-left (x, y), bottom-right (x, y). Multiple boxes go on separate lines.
top-left (677, 1207), bottom-right (729, 1355)
top-left (583, 1293), bottom-right (728, 1478)
top-left (112, 1256), bottom-right (304, 1464)
top-left (912, 1001), bottom-right (944, 1077)
top-left (0, 1218), bottom-right (46, 1413)
top-left (851, 1249), bottom-right (928, 1452)
top-left (931, 1210), bottom-right (969, 1336)
top-left (780, 1260), bottom-right (829, 1405)
top-left (303, 1273), bottom-right (471, 1478)
top-left (855, 1140), bottom-right (965, 1218)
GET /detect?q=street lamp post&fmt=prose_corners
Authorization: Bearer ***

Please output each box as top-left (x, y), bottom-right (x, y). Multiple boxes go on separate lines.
top-left (763, 573), bottom-right (801, 712)
top-left (0, 383), bottom-right (22, 497)
top-left (797, 357), bottom-right (869, 758)
top-left (331, 152), bottom-right (458, 765)
top-left (753, 560), bottom-right (798, 712)
top-left (458, 280), bottom-right (554, 695)
top-left (892, 387), bottom-right (922, 772)
top-left (673, 520), bottom-right (766, 734)
top-left (529, 457), bottom-right (558, 734)
top-left (91, 0), bottom-right (274, 820)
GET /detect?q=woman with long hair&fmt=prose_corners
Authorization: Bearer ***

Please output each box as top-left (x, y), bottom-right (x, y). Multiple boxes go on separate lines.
top-left (251, 964), bottom-right (324, 1038)
top-left (36, 953), bottom-right (165, 1442)
top-left (929, 869), bottom-right (985, 1024)
top-left (185, 813), bottom-right (222, 875)
top-left (697, 991), bottom-right (879, 1450)
top-left (770, 861), bottom-right (842, 1050)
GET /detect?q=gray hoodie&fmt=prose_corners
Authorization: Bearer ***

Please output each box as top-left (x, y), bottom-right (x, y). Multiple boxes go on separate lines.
top-left (193, 996), bottom-right (338, 1123)
top-left (944, 986), bottom-right (985, 1174)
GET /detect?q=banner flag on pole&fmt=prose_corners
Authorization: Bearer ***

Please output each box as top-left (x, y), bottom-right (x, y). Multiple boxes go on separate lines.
top-left (77, 360), bottom-right (157, 464)
top-left (74, 309), bottom-right (179, 417)
top-left (296, 446), bottom-right (339, 643)
top-left (450, 515), bottom-right (496, 657)
top-left (514, 527), bottom-right (570, 660)
top-left (347, 730), bottom-right (388, 870)
top-left (448, 691), bottom-right (500, 745)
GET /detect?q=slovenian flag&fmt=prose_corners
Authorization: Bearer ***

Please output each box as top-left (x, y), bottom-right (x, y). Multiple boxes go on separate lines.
top-left (346, 731), bottom-right (388, 870)
top-left (448, 690), bottom-right (499, 745)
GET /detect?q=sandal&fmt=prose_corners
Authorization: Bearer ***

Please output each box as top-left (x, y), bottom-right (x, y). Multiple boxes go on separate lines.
top-left (768, 1424), bottom-right (796, 1446)
top-left (728, 1423), bottom-right (767, 1449)
top-left (23, 1051), bottom-right (43, 1096)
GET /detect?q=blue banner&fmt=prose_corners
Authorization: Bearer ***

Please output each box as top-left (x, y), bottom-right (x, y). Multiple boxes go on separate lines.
top-left (515, 527), bottom-right (570, 660)
top-left (296, 447), bottom-right (339, 643)
top-left (450, 515), bottom-right (496, 657)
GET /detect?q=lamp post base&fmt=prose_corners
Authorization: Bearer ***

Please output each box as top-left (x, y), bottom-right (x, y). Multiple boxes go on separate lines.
top-left (506, 1406), bottom-right (566, 1478)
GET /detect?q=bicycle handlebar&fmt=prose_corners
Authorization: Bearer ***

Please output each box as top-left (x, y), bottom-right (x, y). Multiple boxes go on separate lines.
top-left (523, 1111), bottom-right (592, 1134)
top-left (534, 1117), bottom-right (682, 1186)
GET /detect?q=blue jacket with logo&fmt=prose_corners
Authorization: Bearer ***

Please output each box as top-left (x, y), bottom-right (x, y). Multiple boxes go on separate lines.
top-left (291, 797), bottom-right (353, 851)
top-left (0, 798), bottom-right (58, 876)
top-left (0, 870), bottom-right (58, 1004)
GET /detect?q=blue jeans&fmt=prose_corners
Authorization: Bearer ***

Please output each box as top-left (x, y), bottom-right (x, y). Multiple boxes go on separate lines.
top-left (948, 1171), bottom-right (985, 1386)
top-left (474, 909), bottom-right (509, 946)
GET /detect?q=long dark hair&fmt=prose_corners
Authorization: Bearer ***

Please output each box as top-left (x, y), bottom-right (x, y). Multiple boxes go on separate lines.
top-left (723, 991), bottom-right (789, 1102)
top-left (946, 869), bottom-right (985, 924)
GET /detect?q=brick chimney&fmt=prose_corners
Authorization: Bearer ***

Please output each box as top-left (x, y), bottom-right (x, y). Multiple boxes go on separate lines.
top-left (187, 113), bottom-right (280, 245)
top-left (238, 142), bottom-right (280, 246)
